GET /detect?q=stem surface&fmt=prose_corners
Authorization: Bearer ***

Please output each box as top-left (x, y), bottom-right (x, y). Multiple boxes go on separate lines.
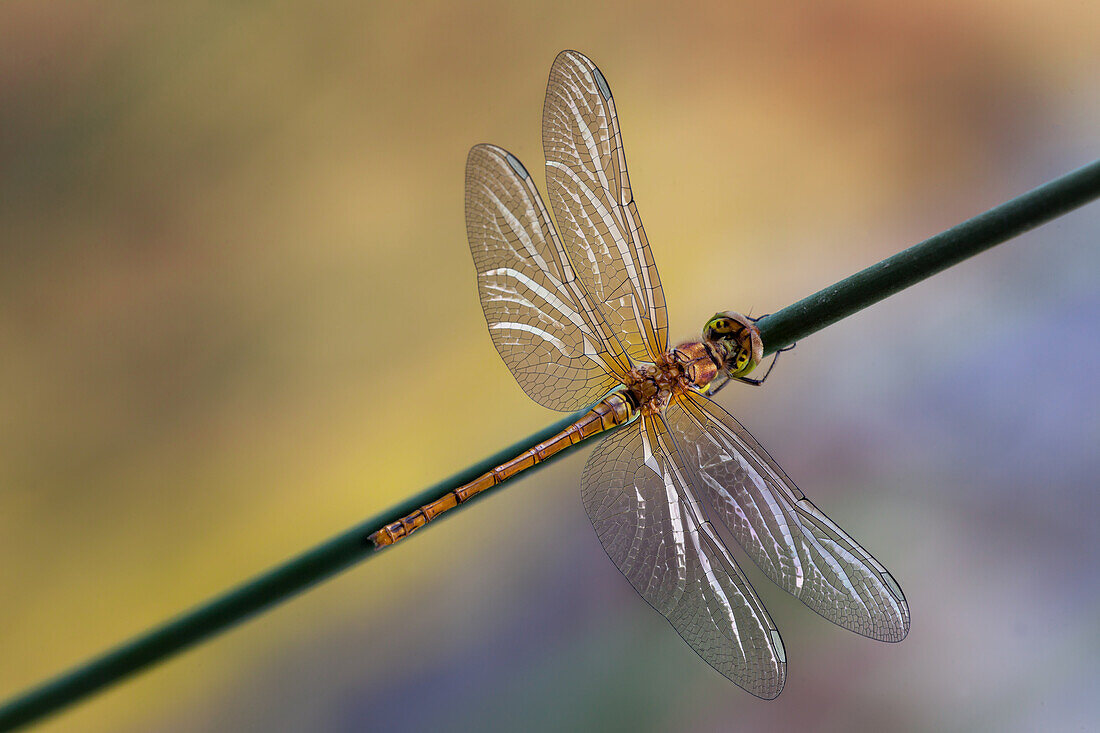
top-left (756, 159), bottom-right (1100, 355)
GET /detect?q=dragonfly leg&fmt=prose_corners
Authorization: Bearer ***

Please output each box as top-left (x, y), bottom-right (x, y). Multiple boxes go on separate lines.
top-left (734, 342), bottom-right (796, 387)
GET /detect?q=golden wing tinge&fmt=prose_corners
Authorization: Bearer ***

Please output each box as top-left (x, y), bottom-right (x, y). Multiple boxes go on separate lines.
top-left (542, 50), bottom-right (668, 365)
top-left (466, 144), bottom-right (631, 412)
top-left (666, 391), bottom-right (911, 642)
top-left (581, 414), bottom-right (787, 698)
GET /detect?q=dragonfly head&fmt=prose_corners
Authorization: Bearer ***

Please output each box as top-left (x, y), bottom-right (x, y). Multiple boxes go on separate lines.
top-left (702, 311), bottom-right (764, 382)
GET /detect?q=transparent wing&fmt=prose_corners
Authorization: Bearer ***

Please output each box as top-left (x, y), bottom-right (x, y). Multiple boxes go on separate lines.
top-left (665, 391), bottom-right (911, 642)
top-left (582, 415), bottom-right (786, 698)
top-left (466, 144), bottom-right (631, 412)
top-left (542, 50), bottom-right (668, 365)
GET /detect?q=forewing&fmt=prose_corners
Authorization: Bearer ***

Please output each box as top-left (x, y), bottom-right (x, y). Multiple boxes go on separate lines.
top-left (466, 144), bottom-right (630, 412)
top-left (666, 392), bottom-right (910, 642)
top-left (542, 50), bottom-right (668, 364)
top-left (581, 415), bottom-right (786, 698)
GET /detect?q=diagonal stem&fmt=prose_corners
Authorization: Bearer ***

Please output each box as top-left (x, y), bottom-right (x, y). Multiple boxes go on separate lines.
top-left (755, 159), bottom-right (1100, 355)
top-left (1, 158), bottom-right (1098, 732)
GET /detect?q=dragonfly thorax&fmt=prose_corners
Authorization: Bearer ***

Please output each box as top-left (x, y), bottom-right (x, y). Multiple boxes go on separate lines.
top-left (623, 346), bottom-right (720, 416)
top-left (673, 340), bottom-right (721, 390)
top-left (623, 356), bottom-right (681, 416)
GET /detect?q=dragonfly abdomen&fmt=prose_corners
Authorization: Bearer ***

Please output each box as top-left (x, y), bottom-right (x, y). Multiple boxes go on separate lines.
top-left (369, 392), bottom-right (635, 548)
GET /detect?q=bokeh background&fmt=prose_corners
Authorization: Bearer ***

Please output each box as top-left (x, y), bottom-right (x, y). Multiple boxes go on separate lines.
top-left (2, 2), bottom-right (1098, 731)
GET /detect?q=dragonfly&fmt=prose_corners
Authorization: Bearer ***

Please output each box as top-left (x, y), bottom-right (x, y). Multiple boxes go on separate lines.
top-left (371, 50), bottom-right (909, 698)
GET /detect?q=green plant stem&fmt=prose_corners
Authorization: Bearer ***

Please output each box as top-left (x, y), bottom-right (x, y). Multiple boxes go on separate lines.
top-left (755, 159), bottom-right (1100, 355)
top-left (1, 158), bottom-right (1098, 732)
top-left (0, 406), bottom-right (596, 733)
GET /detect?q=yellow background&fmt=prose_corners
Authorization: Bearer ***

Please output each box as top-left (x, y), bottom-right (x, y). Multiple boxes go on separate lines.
top-left (2, 2), bottom-right (1098, 730)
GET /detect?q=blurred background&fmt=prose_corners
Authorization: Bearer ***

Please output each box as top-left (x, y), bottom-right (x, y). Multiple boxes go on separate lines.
top-left (2, 1), bottom-right (1098, 731)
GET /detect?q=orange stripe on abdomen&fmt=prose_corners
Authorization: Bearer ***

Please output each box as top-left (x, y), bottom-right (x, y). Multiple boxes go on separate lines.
top-left (369, 392), bottom-right (635, 548)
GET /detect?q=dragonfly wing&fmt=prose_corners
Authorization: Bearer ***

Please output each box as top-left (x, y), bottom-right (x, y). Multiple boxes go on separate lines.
top-left (542, 50), bottom-right (668, 364)
top-left (466, 144), bottom-right (630, 412)
top-left (582, 415), bottom-right (786, 698)
top-left (666, 392), bottom-right (910, 642)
